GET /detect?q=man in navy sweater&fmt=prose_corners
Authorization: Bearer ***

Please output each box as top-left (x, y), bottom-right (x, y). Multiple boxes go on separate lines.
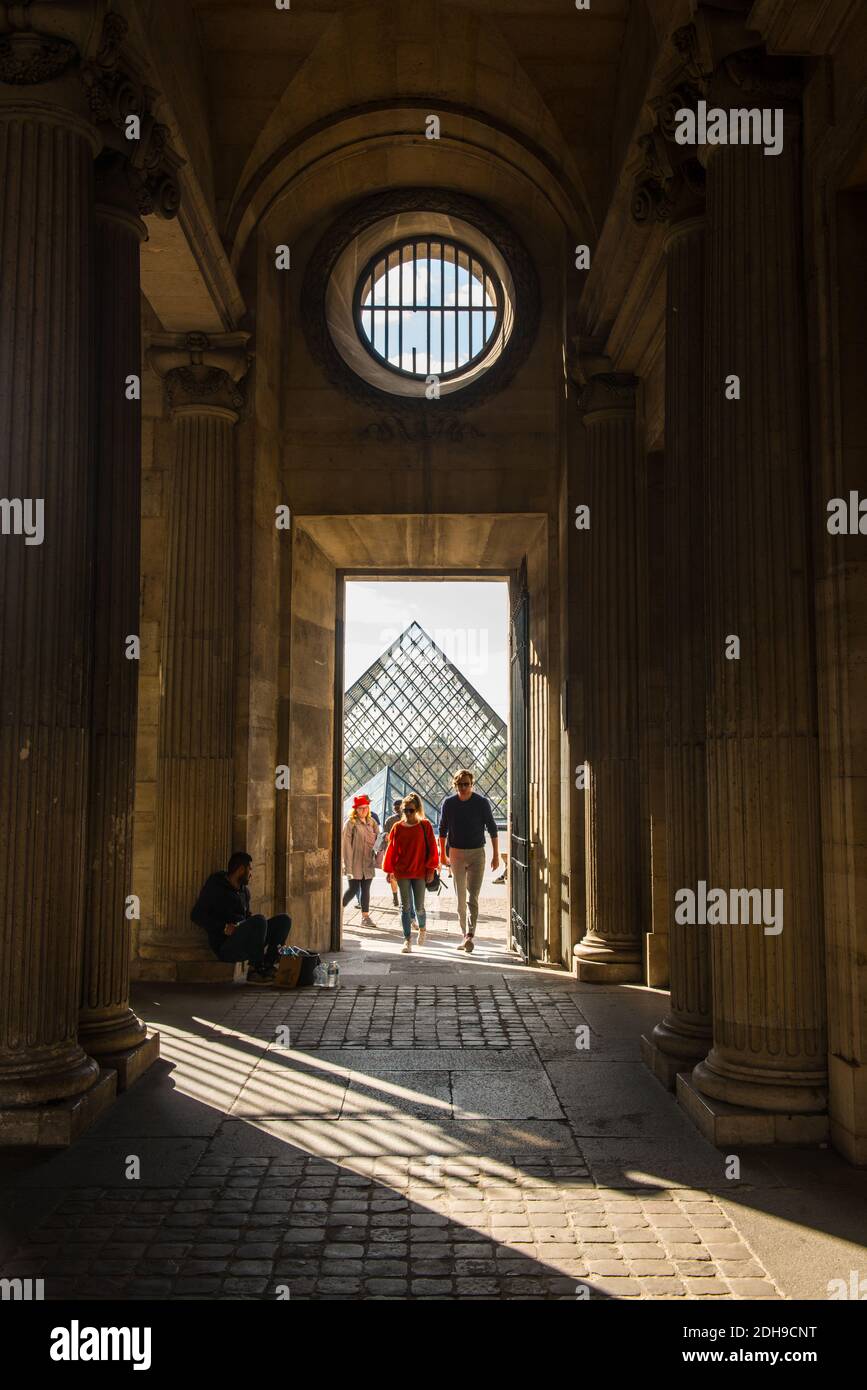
top-left (437, 769), bottom-right (499, 954)
top-left (191, 852), bottom-right (291, 984)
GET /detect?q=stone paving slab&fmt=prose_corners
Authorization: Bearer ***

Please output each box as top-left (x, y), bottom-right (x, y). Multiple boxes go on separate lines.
top-left (536, 1035), bottom-right (643, 1062)
top-left (80, 1065), bottom-right (229, 1138)
top-left (342, 1072), bottom-right (453, 1118)
top-left (576, 1138), bottom-right (784, 1191)
top-left (452, 1070), bottom-right (564, 1121)
top-left (230, 1056), bottom-right (350, 1119)
top-left (545, 1060), bottom-right (703, 1138)
top-left (6, 1138), bottom-right (209, 1189)
top-left (205, 1117), bottom-right (584, 1162)
top-left (282, 1048), bottom-right (541, 1071)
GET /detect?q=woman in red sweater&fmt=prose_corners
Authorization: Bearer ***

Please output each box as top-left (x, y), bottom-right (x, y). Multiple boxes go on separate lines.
top-left (382, 793), bottom-right (439, 953)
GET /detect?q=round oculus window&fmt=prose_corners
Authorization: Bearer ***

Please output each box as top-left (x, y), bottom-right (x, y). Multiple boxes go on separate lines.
top-left (314, 200), bottom-right (530, 404)
top-left (354, 237), bottom-right (504, 381)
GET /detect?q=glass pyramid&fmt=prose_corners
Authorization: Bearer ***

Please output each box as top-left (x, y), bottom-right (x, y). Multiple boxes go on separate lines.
top-left (343, 621), bottom-right (507, 826)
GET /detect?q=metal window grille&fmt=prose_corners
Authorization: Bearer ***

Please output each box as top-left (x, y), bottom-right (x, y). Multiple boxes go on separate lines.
top-left (354, 237), bottom-right (504, 379)
top-left (343, 621), bottom-right (508, 824)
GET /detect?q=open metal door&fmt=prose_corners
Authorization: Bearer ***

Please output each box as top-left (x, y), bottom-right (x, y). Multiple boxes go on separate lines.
top-left (509, 561), bottom-right (530, 961)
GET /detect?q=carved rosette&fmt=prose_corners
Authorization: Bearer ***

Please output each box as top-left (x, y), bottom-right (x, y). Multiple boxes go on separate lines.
top-left (148, 332), bottom-right (253, 420)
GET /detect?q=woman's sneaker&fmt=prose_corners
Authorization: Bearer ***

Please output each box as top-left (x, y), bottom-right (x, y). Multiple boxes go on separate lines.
top-left (246, 967), bottom-right (273, 985)
top-left (361, 914), bottom-right (375, 928)
top-left (417, 927), bottom-right (426, 947)
top-left (401, 940), bottom-right (412, 953)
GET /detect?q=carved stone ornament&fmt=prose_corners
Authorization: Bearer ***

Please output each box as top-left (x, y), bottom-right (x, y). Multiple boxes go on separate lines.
top-left (671, 24), bottom-right (703, 86)
top-left (360, 414), bottom-right (483, 444)
top-left (630, 37), bottom-right (707, 229)
top-left (301, 188), bottom-right (540, 424)
top-left (148, 332), bottom-right (253, 416)
top-left (0, 30), bottom-right (77, 84)
top-left (578, 372), bottom-right (639, 419)
top-left (81, 12), bottom-right (183, 219)
top-left (720, 46), bottom-right (803, 104)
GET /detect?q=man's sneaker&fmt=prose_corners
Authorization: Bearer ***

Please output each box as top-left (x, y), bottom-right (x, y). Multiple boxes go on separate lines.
top-left (360, 914), bottom-right (375, 928)
top-left (417, 927), bottom-right (427, 947)
top-left (456, 937), bottom-right (468, 951)
top-left (492, 873), bottom-right (506, 884)
top-left (464, 935), bottom-right (475, 953)
top-left (246, 968), bottom-right (273, 985)
top-left (401, 940), bottom-right (412, 953)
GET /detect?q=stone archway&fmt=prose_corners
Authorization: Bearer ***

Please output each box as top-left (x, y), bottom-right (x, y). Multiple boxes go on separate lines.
top-left (283, 514), bottom-right (559, 964)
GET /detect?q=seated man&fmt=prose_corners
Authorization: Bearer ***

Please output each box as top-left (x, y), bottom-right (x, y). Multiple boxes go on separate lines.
top-left (191, 851), bottom-right (291, 985)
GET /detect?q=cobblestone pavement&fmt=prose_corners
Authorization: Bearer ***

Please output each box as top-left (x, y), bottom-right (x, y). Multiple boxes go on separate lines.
top-left (1, 911), bottom-right (864, 1300)
top-left (2, 1158), bottom-right (780, 1301)
top-left (222, 983), bottom-right (584, 1048)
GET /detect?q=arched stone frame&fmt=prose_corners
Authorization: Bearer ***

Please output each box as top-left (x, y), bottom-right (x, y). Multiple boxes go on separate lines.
top-left (300, 188), bottom-right (541, 419)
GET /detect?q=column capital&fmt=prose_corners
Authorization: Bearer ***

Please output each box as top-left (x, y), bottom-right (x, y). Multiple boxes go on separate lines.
top-left (706, 45), bottom-right (804, 111)
top-left (0, 2), bottom-right (110, 77)
top-left (81, 12), bottom-right (182, 219)
top-left (631, 31), bottom-right (706, 229)
top-left (577, 371), bottom-right (639, 422)
top-left (631, 122), bottom-right (705, 229)
top-left (148, 331), bottom-right (253, 419)
top-left (0, 7), bottom-right (182, 217)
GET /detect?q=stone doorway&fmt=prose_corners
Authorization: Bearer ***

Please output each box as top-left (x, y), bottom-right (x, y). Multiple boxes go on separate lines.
top-left (282, 515), bottom-right (561, 966)
top-left (338, 577), bottom-right (511, 957)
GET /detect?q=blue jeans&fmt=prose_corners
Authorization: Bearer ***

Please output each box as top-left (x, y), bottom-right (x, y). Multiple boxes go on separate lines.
top-left (397, 878), bottom-right (426, 939)
top-left (216, 913), bottom-right (291, 970)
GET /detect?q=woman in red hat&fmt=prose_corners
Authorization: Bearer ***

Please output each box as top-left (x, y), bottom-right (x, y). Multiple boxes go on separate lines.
top-left (341, 793), bottom-right (378, 928)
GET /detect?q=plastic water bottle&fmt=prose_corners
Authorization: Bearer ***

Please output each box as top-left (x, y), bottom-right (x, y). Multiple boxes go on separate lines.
top-left (313, 961), bottom-right (328, 988)
top-left (327, 961), bottom-right (339, 989)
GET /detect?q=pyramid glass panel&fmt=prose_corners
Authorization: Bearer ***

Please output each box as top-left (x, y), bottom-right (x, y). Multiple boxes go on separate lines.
top-left (344, 620), bottom-right (507, 825)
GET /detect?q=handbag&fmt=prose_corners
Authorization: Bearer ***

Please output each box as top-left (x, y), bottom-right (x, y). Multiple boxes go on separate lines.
top-left (423, 822), bottom-right (443, 892)
top-left (273, 953), bottom-right (303, 989)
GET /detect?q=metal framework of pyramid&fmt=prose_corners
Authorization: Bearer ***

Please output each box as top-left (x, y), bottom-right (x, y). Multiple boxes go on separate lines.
top-left (343, 621), bottom-right (507, 826)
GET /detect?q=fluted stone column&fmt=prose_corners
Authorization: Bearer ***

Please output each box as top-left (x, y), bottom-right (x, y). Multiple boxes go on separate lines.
top-left (631, 91), bottom-right (713, 1082)
top-left (78, 145), bottom-right (177, 1079)
top-left (651, 213), bottom-right (713, 1080)
top-left (573, 373), bottom-right (645, 983)
top-left (147, 334), bottom-right (251, 976)
top-left (679, 51), bottom-right (827, 1140)
top-left (0, 22), bottom-right (105, 1129)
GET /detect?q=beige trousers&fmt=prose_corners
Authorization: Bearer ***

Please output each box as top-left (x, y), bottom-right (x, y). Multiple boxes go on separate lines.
top-left (449, 846), bottom-right (486, 935)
